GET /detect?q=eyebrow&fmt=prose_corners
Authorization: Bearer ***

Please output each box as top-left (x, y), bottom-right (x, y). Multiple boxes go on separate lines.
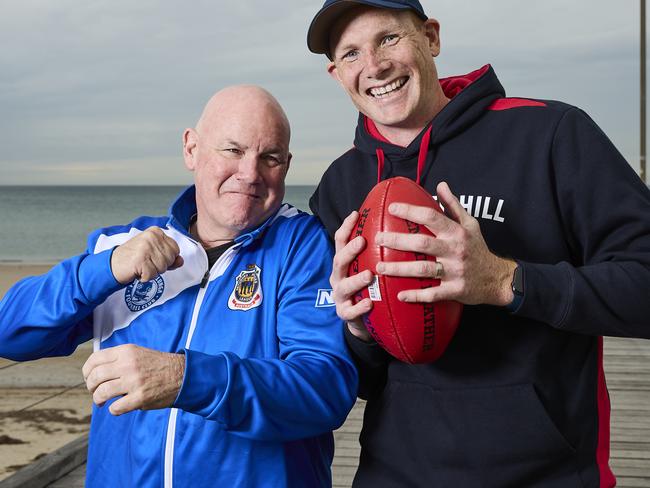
top-left (335, 26), bottom-right (405, 56)
top-left (223, 139), bottom-right (246, 149)
top-left (334, 41), bottom-right (358, 56)
top-left (261, 147), bottom-right (287, 157)
top-left (221, 139), bottom-right (286, 156)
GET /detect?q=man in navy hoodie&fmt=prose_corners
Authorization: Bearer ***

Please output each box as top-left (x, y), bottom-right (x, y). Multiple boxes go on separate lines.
top-left (307, 1), bottom-right (650, 486)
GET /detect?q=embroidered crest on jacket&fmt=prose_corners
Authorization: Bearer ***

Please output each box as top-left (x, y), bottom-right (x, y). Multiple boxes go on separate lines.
top-left (228, 264), bottom-right (263, 311)
top-left (124, 276), bottom-right (165, 312)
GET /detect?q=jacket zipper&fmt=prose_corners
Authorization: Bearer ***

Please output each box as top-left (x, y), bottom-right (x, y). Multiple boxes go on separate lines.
top-left (163, 244), bottom-right (239, 488)
top-left (199, 269), bottom-right (210, 288)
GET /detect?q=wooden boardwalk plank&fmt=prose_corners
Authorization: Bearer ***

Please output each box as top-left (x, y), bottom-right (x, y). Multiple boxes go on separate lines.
top-left (607, 338), bottom-right (650, 487)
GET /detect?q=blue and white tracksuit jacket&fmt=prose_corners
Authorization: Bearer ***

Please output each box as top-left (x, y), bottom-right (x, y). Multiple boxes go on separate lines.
top-left (0, 185), bottom-right (358, 487)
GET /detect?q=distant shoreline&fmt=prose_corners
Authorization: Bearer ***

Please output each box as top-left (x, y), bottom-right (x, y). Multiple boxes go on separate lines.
top-left (0, 186), bottom-right (315, 265)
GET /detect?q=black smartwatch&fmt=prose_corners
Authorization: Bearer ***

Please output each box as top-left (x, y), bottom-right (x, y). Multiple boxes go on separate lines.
top-left (507, 263), bottom-right (524, 312)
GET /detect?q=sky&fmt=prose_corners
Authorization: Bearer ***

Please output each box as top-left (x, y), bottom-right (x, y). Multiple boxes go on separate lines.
top-left (0, 0), bottom-right (644, 185)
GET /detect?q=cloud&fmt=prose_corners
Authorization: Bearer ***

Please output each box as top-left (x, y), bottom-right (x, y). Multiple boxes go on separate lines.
top-left (0, 0), bottom-right (644, 184)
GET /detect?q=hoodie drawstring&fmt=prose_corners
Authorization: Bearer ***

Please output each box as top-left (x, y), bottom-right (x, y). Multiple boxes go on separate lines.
top-left (375, 148), bottom-right (385, 185)
top-left (375, 126), bottom-right (433, 186)
top-left (416, 127), bottom-right (433, 185)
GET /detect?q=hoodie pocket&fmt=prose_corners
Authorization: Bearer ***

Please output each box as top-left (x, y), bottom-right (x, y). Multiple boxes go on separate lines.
top-left (359, 381), bottom-right (582, 487)
top-left (436, 382), bottom-right (576, 461)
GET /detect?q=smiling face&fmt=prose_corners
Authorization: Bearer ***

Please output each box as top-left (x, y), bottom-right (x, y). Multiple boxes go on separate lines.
top-left (327, 7), bottom-right (444, 142)
top-left (183, 86), bottom-right (291, 244)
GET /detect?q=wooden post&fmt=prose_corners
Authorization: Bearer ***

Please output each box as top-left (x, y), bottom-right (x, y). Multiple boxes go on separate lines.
top-left (642, 0), bottom-right (647, 183)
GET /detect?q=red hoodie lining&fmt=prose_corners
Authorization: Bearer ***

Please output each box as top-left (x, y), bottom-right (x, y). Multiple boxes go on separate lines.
top-left (439, 65), bottom-right (490, 99)
top-left (488, 98), bottom-right (547, 110)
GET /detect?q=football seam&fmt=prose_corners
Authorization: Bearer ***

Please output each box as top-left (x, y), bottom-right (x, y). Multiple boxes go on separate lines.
top-left (382, 179), bottom-right (414, 364)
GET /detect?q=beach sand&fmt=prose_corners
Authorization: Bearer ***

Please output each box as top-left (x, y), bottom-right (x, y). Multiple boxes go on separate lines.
top-left (0, 264), bottom-right (93, 481)
top-left (0, 264), bottom-right (52, 295)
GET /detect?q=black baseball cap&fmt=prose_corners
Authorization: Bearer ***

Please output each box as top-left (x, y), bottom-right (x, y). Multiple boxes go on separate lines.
top-left (307, 0), bottom-right (428, 59)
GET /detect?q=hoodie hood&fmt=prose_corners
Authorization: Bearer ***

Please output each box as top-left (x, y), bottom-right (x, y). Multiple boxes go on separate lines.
top-left (354, 65), bottom-right (505, 160)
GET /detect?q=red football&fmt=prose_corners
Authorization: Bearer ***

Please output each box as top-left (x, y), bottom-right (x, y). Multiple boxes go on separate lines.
top-left (348, 177), bottom-right (463, 364)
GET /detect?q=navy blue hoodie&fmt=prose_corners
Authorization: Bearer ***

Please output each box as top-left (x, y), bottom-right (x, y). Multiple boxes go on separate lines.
top-left (310, 66), bottom-right (650, 487)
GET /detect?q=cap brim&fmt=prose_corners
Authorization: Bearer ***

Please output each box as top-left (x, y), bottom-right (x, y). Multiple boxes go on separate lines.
top-left (307, 0), bottom-right (422, 58)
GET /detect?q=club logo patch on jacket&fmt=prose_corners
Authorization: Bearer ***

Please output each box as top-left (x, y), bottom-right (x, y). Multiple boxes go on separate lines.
top-left (124, 276), bottom-right (165, 312)
top-left (228, 264), bottom-right (263, 311)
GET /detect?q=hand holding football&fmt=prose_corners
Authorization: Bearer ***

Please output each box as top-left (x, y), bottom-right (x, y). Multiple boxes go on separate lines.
top-left (348, 177), bottom-right (463, 364)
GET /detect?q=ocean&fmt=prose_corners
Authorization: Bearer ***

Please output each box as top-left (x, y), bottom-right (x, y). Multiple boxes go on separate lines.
top-left (0, 186), bottom-right (315, 263)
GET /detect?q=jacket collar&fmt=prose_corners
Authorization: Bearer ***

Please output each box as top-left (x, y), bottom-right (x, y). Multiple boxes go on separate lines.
top-left (166, 185), bottom-right (285, 248)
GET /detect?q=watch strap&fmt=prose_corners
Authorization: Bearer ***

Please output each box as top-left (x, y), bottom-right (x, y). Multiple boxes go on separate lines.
top-left (506, 263), bottom-right (524, 312)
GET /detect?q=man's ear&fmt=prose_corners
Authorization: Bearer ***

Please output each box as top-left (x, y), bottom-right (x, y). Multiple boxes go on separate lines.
top-left (327, 61), bottom-right (343, 84)
top-left (285, 152), bottom-right (292, 174)
top-left (423, 18), bottom-right (441, 57)
top-left (183, 128), bottom-right (198, 171)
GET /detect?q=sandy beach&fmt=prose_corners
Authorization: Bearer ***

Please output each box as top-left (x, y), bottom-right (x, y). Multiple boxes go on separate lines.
top-left (0, 264), bottom-right (52, 295)
top-left (0, 263), bottom-right (93, 481)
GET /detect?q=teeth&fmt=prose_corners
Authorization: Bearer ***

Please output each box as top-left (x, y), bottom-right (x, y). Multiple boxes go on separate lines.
top-left (370, 78), bottom-right (406, 97)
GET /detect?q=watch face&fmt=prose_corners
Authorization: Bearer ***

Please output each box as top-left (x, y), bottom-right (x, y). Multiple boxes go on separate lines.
top-left (512, 265), bottom-right (524, 295)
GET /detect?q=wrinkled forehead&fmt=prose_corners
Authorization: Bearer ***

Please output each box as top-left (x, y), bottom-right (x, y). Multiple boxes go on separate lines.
top-left (329, 6), bottom-right (417, 53)
top-left (200, 100), bottom-right (290, 152)
top-left (205, 111), bottom-right (290, 153)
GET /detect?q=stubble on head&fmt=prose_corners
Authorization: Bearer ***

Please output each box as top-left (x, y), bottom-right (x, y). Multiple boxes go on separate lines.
top-left (183, 85), bottom-right (292, 246)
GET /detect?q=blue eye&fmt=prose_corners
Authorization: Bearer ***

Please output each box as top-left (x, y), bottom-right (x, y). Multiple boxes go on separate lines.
top-left (381, 34), bottom-right (399, 46)
top-left (341, 50), bottom-right (358, 61)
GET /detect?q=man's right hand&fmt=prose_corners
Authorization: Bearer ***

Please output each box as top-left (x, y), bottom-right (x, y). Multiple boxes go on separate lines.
top-left (111, 227), bottom-right (184, 285)
top-left (331, 212), bottom-right (374, 342)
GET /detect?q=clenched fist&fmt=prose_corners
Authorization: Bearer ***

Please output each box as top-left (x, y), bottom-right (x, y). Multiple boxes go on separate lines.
top-left (111, 227), bottom-right (184, 285)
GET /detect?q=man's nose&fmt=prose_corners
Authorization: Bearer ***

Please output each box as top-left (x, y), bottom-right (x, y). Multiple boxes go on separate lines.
top-left (236, 155), bottom-right (262, 182)
top-left (365, 50), bottom-right (391, 79)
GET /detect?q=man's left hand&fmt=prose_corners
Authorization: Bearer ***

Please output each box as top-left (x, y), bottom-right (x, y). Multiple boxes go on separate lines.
top-left (375, 181), bottom-right (517, 306)
top-left (82, 344), bottom-right (185, 416)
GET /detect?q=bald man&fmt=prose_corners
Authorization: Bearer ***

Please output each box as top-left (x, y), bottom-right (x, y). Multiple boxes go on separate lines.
top-left (0, 86), bottom-right (357, 487)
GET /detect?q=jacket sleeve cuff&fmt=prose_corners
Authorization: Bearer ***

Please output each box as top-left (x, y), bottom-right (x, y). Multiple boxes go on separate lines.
top-left (173, 348), bottom-right (228, 419)
top-left (513, 261), bottom-right (573, 328)
top-left (78, 249), bottom-right (123, 304)
top-left (344, 323), bottom-right (391, 367)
